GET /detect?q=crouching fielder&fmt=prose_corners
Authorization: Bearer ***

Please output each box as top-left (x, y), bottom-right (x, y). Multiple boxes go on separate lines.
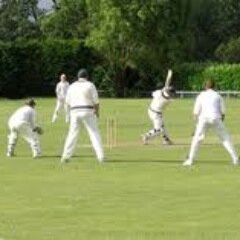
top-left (52, 73), bottom-right (69, 123)
top-left (142, 70), bottom-right (175, 145)
top-left (183, 80), bottom-right (239, 166)
top-left (7, 99), bottom-right (42, 158)
top-left (61, 68), bottom-right (104, 163)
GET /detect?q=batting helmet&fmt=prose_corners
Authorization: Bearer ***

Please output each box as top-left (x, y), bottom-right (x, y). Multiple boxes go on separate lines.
top-left (165, 86), bottom-right (176, 97)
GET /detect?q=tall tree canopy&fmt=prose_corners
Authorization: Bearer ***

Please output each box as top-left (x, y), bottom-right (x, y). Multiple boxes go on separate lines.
top-left (1, 0), bottom-right (240, 95)
top-left (0, 0), bottom-right (42, 41)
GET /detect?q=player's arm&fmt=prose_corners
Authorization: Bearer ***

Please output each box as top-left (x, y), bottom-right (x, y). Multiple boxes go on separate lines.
top-left (55, 83), bottom-right (60, 98)
top-left (193, 95), bottom-right (201, 121)
top-left (220, 96), bottom-right (225, 121)
top-left (29, 109), bottom-right (36, 129)
top-left (91, 84), bottom-right (100, 118)
top-left (65, 89), bottom-right (71, 123)
top-left (165, 69), bottom-right (173, 88)
top-left (94, 103), bottom-right (100, 118)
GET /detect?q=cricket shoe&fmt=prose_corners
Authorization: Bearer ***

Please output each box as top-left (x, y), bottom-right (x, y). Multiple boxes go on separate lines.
top-left (141, 134), bottom-right (149, 145)
top-left (6, 152), bottom-right (14, 157)
top-left (183, 159), bottom-right (193, 166)
top-left (163, 139), bottom-right (173, 145)
top-left (233, 158), bottom-right (239, 166)
top-left (98, 157), bottom-right (105, 163)
top-left (33, 153), bottom-right (42, 158)
top-left (51, 115), bottom-right (57, 123)
top-left (60, 157), bottom-right (70, 164)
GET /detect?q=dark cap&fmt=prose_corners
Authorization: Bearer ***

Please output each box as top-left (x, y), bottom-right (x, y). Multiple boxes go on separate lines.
top-left (77, 68), bottom-right (89, 79)
top-left (25, 98), bottom-right (36, 107)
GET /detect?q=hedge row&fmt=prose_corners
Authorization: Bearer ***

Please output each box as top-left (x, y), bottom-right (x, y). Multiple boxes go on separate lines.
top-left (0, 39), bottom-right (99, 98)
top-left (175, 62), bottom-right (240, 90)
top-left (1, 39), bottom-right (240, 98)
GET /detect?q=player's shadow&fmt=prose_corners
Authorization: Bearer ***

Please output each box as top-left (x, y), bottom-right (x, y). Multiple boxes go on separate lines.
top-left (106, 159), bottom-right (231, 165)
top-left (39, 155), bottom-right (61, 158)
top-left (40, 155), bottom-right (94, 159)
top-left (195, 160), bottom-right (232, 165)
top-left (106, 159), bottom-right (181, 164)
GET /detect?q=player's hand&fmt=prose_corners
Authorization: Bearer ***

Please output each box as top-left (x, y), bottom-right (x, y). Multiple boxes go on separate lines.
top-left (65, 114), bottom-right (70, 123)
top-left (221, 114), bottom-right (225, 121)
top-left (33, 126), bottom-right (44, 135)
top-left (95, 111), bottom-right (99, 118)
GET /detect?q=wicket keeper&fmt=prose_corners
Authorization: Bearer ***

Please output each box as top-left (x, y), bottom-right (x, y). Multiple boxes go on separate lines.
top-left (7, 99), bottom-right (42, 158)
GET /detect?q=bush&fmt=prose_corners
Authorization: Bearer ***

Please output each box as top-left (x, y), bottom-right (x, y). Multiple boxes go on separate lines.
top-left (1, 38), bottom-right (240, 98)
top-left (0, 40), bottom-right (43, 98)
top-left (0, 39), bottom-right (99, 98)
top-left (215, 37), bottom-right (240, 63)
top-left (176, 62), bottom-right (240, 90)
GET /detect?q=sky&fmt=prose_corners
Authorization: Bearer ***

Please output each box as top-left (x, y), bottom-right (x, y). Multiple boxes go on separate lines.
top-left (38, 0), bottom-right (53, 10)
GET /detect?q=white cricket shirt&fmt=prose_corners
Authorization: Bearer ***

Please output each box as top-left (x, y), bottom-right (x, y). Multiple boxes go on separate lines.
top-left (150, 88), bottom-right (171, 112)
top-left (194, 89), bottom-right (225, 120)
top-left (65, 78), bottom-right (99, 108)
top-left (9, 105), bottom-right (36, 128)
top-left (56, 81), bottom-right (69, 100)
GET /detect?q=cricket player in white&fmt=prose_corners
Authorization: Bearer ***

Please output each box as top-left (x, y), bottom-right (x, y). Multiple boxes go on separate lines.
top-left (61, 69), bottom-right (104, 163)
top-left (7, 99), bottom-right (41, 158)
top-left (183, 80), bottom-right (239, 166)
top-left (52, 73), bottom-right (69, 123)
top-left (142, 70), bottom-right (175, 145)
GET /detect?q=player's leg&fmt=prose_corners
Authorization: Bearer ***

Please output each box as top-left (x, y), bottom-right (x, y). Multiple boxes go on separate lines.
top-left (7, 127), bottom-right (18, 157)
top-left (52, 99), bottom-right (63, 123)
top-left (61, 114), bottom-right (80, 162)
top-left (158, 116), bottom-right (173, 145)
top-left (64, 102), bottom-right (69, 123)
top-left (83, 114), bottom-right (104, 162)
top-left (214, 120), bottom-right (239, 165)
top-left (183, 120), bottom-right (208, 166)
top-left (21, 126), bottom-right (41, 158)
top-left (141, 110), bottom-right (161, 144)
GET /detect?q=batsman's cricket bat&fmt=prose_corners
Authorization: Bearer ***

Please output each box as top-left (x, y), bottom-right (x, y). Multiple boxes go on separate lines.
top-left (164, 69), bottom-right (173, 88)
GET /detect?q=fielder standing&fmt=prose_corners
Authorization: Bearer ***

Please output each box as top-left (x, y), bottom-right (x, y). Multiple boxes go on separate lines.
top-left (141, 69), bottom-right (175, 145)
top-left (183, 80), bottom-right (239, 166)
top-left (61, 68), bottom-right (104, 163)
top-left (52, 73), bottom-right (69, 123)
top-left (7, 99), bottom-right (42, 158)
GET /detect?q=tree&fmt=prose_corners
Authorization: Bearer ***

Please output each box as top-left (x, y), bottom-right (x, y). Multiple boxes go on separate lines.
top-left (85, 0), bottom-right (203, 95)
top-left (0, 0), bottom-right (41, 41)
top-left (40, 0), bottom-right (89, 39)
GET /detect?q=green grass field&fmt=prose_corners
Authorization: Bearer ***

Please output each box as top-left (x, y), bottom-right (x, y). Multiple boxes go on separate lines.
top-left (1, 98), bottom-right (240, 240)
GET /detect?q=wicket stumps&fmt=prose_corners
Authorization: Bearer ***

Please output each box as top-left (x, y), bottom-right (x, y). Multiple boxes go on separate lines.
top-left (106, 117), bottom-right (117, 149)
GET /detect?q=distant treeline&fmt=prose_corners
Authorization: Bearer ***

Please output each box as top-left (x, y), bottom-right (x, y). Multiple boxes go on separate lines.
top-left (1, 0), bottom-right (240, 97)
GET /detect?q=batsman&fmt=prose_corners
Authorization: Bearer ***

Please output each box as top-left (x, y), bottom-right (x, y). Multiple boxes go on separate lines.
top-left (141, 69), bottom-right (175, 145)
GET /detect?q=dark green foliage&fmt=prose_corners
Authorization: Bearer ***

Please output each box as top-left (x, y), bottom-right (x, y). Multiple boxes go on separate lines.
top-left (40, 0), bottom-right (89, 39)
top-left (2, 0), bottom-right (240, 96)
top-left (176, 62), bottom-right (240, 90)
top-left (215, 37), bottom-right (240, 63)
top-left (0, 39), bottom-right (98, 98)
top-left (0, 0), bottom-right (41, 41)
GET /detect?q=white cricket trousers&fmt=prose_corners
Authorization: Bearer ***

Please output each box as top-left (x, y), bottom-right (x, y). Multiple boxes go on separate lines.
top-left (61, 111), bottom-right (104, 161)
top-left (144, 109), bottom-right (170, 141)
top-left (52, 98), bottom-right (68, 122)
top-left (188, 118), bottom-right (238, 164)
top-left (7, 121), bottom-right (41, 157)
